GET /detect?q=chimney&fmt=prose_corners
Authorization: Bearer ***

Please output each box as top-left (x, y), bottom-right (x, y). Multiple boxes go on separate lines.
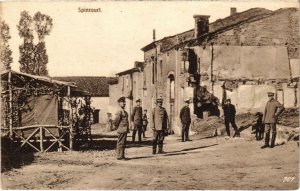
top-left (230, 7), bottom-right (237, 16)
top-left (153, 29), bottom-right (156, 41)
top-left (193, 15), bottom-right (210, 39)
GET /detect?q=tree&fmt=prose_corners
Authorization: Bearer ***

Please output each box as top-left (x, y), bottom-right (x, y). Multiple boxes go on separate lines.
top-left (17, 11), bottom-right (53, 76)
top-left (32, 12), bottom-right (53, 76)
top-left (17, 11), bottom-right (35, 74)
top-left (0, 19), bottom-right (13, 71)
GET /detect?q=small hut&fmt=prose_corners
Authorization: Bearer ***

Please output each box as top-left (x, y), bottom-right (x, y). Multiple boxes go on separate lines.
top-left (1, 69), bottom-right (92, 153)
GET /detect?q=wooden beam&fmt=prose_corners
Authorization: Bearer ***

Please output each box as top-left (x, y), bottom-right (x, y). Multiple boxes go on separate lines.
top-left (67, 86), bottom-right (73, 151)
top-left (8, 71), bottom-right (13, 140)
top-left (13, 125), bottom-right (71, 130)
top-left (39, 126), bottom-right (44, 152)
top-left (43, 127), bottom-right (70, 152)
top-left (15, 128), bottom-right (39, 151)
top-left (14, 130), bottom-right (40, 152)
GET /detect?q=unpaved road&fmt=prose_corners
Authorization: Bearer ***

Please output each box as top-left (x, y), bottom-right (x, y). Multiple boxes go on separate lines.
top-left (1, 133), bottom-right (299, 190)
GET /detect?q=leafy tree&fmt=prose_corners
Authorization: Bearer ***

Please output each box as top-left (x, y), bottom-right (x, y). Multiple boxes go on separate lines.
top-left (33, 11), bottom-right (53, 41)
top-left (17, 11), bottom-right (53, 76)
top-left (0, 19), bottom-right (13, 70)
top-left (17, 11), bottom-right (35, 74)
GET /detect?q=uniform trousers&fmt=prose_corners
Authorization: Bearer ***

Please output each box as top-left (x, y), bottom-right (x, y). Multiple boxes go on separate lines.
top-left (152, 130), bottom-right (165, 152)
top-left (116, 133), bottom-right (127, 158)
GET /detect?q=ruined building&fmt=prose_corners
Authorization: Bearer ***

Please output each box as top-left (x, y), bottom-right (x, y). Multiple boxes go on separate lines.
top-left (109, 7), bottom-right (299, 134)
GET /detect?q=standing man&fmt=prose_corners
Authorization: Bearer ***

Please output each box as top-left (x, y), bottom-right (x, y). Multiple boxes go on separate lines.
top-left (131, 99), bottom-right (143, 143)
top-left (152, 98), bottom-right (169, 154)
top-left (222, 99), bottom-right (239, 137)
top-left (114, 97), bottom-right (129, 160)
top-left (180, 98), bottom-right (191, 142)
top-left (261, 92), bottom-right (285, 149)
top-left (142, 109), bottom-right (148, 138)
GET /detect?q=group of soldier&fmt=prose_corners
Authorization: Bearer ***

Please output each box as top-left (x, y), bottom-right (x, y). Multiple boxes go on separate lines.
top-left (113, 91), bottom-right (284, 160)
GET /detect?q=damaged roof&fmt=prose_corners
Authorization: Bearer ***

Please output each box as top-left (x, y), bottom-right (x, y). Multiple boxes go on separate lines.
top-left (141, 8), bottom-right (285, 53)
top-left (115, 67), bottom-right (140, 76)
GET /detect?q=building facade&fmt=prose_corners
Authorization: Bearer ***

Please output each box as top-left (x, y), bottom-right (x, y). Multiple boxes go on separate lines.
top-left (110, 7), bottom-right (299, 134)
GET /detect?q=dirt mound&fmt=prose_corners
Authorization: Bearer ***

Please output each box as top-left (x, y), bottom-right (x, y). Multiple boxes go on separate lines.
top-left (191, 116), bottom-right (224, 137)
top-left (192, 113), bottom-right (256, 137)
top-left (278, 108), bottom-right (299, 127)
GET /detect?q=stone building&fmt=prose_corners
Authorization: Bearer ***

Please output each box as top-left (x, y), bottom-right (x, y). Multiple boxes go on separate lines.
top-left (110, 7), bottom-right (299, 134)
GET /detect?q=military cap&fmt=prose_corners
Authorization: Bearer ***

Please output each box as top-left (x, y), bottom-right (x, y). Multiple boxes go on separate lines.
top-left (136, 99), bottom-right (141, 103)
top-left (184, 98), bottom-right (190, 103)
top-left (156, 98), bottom-right (163, 103)
top-left (117, 96), bottom-right (126, 103)
top-left (267, 92), bottom-right (275, 96)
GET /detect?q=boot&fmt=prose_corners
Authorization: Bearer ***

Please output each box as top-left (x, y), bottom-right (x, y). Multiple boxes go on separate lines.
top-left (270, 132), bottom-right (277, 148)
top-left (132, 131), bottom-right (136, 143)
top-left (158, 144), bottom-right (166, 154)
top-left (261, 132), bottom-right (270, 149)
top-left (152, 144), bottom-right (157, 154)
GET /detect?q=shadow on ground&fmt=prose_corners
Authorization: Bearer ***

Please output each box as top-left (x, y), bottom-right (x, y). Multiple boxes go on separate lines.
top-left (1, 137), bottom-right (35, 172)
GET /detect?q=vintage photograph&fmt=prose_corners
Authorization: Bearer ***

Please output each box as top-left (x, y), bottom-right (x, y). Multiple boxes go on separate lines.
top-left (0, 0), bottom-right (299, 190)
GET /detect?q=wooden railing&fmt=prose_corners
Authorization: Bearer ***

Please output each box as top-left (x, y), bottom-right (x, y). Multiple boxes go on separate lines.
top-left (10, 125), bottom-right (72, 153)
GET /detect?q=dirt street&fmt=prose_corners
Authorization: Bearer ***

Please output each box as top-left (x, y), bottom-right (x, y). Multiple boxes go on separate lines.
top-left (1, 131), bottom-right (299, 190)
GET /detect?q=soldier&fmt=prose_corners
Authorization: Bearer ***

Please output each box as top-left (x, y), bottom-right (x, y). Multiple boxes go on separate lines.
top-left (142, 109), bottom-right (148, 138)
top-left (261, 92), bottom-right (285, 149)
top-left (152, 98), bottom-right (169, 154)
top-left (114, 97), bottom-right (129, 160)
top-left (222, 99), bottom-right (239, 137)
top-left (180, 98), bottom-right (191, 142)
top-left (131, 99), bottom-right (143, 143)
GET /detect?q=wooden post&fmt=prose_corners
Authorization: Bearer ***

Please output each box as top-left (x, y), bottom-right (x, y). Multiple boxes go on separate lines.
top-left (8, 71), bottom-right (13, 150)
top-left (68, 86), bottom-right (73, 151)
top-left (39, 127), bottom-right (44, 152)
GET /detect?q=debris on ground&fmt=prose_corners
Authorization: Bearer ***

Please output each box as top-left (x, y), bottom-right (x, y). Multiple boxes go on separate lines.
top-left (278, 108), bottom-right (299, 128)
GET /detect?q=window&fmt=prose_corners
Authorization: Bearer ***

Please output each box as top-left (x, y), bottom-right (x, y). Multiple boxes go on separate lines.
top-left (126, 76), bottom-right (129, 87)
top-left (152, 58), bottom-right (157, 84)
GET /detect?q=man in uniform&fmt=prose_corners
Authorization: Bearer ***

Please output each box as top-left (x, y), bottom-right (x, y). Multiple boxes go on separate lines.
top-left (131, 99), bottom-right (143, 143)
top-left (180, 98), bottom-right (191, 142)
top-left (142, 109), bottom-right (148, 138)
top-left (222, 99), bottom-right (239, 137)
top-left (114, 97), bottom-right (129, 160)
top-left (261, 92), bottom-right (285, 149)
top-left (152, 98), bottom-right (169, 154)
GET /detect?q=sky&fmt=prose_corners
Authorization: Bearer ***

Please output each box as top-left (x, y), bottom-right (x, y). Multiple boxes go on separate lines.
top-left (0, 0), bottom-right (298, 77)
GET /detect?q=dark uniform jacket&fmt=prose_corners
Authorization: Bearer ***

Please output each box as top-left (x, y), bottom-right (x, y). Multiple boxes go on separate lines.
top-left (113, 109), bottom-right (129, 134)
top-left (222, 103), bottom-right (236, 120)
top-left (142, 113), bottom-right (148, 126)
top-left (152, 107), bottom-right (168, 131)
top-left (263, 99), bottom-right (284, 124)
top-left (131, 106), bottom-right (143, 126)
top-left (180, 106), bottom-right (191, 124)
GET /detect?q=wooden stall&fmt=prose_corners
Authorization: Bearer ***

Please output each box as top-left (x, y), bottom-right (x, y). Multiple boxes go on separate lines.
top-left (1, 70), bottom-right (92, 153)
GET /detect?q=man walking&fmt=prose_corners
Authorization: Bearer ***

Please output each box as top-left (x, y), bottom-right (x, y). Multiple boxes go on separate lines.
top-left (131, 99), bottom-right (143, 143)
top-left (222, 99), bottom-right (239, 137)
top-left (261, 92), bottom-right (285, 149)
top-left (152, 98), bottom-right (169, 154)
top-left (114, 97), bottom-right (129, 160)
top-left (180, 98), bottom-right (191, 142)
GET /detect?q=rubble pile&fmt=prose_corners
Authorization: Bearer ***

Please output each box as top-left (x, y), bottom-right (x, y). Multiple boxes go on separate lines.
top-left (278, 108), bottom-right (299, 128)
top-left (191, 116), bottom-right (224, 137)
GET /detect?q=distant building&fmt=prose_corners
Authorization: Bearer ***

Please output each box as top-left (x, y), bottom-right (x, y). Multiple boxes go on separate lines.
top-left (53, 76), bottom-right (118, 124)
top-left (110, 7), bottom-right (299, 134)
